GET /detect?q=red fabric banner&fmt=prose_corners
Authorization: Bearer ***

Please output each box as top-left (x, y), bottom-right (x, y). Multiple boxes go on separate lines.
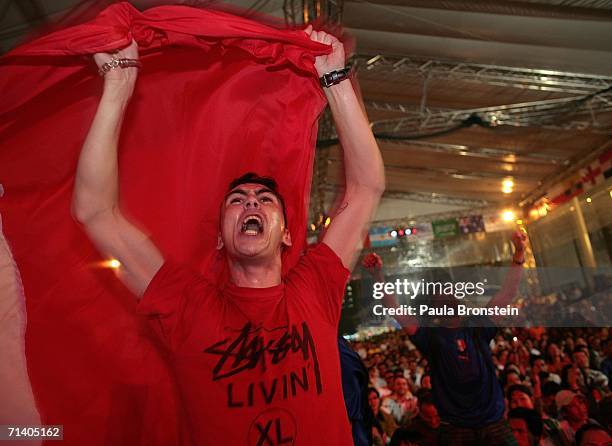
top-left (0, 3), bottom-right (329, 444)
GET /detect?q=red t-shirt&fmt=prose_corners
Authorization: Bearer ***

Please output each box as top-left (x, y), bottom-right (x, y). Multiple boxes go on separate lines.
top-left (137, 243), bottom-right (353, 446)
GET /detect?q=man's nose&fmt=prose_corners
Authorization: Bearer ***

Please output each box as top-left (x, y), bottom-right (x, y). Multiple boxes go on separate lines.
top-left (245, 196), bottom-right (259, 208)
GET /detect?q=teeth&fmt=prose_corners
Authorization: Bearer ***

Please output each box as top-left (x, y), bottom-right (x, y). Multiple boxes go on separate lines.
top-left (242, 215), bottom-right (262, 225)
top-left (241, 214), bottom-right (263, 235)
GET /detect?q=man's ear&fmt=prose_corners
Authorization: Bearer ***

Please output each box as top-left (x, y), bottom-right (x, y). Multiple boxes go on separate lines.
top-left (216, 233), bottom-right (224, 250)
top-left (282, 228), bottom-right (292, 247)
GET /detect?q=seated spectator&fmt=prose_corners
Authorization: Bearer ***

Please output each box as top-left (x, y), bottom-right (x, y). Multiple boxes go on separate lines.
top-left (503, 366), bottom-right (524, 390)
top-left (561, 364), bottom-right (587, 394)
top-left (370, 366), bottom-right (387, 390)
top-left (531, 355), bottom-right (561, 385)
top-left (575, 422), bottom-right (611, 446)
top-left (507, 384), bottom-right (571, 446)
top-left (405, 357), bottom-right (422, 389)
top-left (508, 407), bottom-right (544, 446)
top-left (368, 387), bottom-right (398, 440)
top-left (508, 384), bottom-right (536, 410)
top-left (573, 347), bottom-right (609, 390)
top-left (556, 390), bottom-right (593, 443)
top-left (546, 343), bottom-right (567, 375)
top-left (408, 392), bottom-right (440, 446)
top-left (382, 376), bottom-right (418, 425)
top-left (541, 381), bottom-right (562, 419)
top-left (382, 370), bottom-right (395, 395)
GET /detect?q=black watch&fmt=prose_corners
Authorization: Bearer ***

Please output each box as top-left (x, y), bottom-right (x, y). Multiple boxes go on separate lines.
top-left (319, 67), bottom-right (351, 88)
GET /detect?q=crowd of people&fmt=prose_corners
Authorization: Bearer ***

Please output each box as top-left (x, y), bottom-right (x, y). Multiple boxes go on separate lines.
top-left (347, 326), bottom-right (611, 445)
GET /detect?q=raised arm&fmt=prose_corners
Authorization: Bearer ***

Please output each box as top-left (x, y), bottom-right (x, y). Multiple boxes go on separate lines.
top-left (306, 27), bottom-right (385, 271)
top-left (486, 230), bottom-right (526, 309)
top-left (363, 253), bottom-right (418, 336)
top-left (72, 41), bottom-right (163, 296)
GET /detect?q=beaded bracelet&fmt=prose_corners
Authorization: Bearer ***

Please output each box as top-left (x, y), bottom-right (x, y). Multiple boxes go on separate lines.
top-left (98, 57), bottom-right (142, 77)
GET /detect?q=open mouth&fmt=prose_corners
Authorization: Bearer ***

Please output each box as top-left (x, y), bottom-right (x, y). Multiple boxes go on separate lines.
top-left (240, 215), bottom-right (263, 235)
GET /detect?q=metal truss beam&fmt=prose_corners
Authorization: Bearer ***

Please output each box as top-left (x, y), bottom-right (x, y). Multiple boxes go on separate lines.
top-left (517, 0), bottom-right (612, 9)
top-left (283, 0), bottom-right (344, 25)
top-left (380, 139), bottom-right (566, 165)
top-left (322, 184), bottom-right (492, 207)
top-left (352, 54), bottom-right (612, 94)
top-left (367, 92), bottom-right (612, 135)
top-left (328, 158), bottom-right (538, 181)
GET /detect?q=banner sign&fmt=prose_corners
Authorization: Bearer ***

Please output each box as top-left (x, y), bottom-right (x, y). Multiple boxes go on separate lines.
top-left (432, 218), bottom-right (459, 238)
top-left (458, 215), bottom-right (485, 234)
top-left (369, 225), bottom-right (399, 247)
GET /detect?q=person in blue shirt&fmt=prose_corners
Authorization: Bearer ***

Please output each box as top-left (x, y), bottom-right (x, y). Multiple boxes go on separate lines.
top-left (363, 230), bottom-right (526, 446)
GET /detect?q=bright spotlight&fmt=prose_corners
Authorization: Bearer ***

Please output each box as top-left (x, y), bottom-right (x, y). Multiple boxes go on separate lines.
top-left (502, 210), bottom-right (516, 222)
top-left (102, 259), bottom-right (121, 269)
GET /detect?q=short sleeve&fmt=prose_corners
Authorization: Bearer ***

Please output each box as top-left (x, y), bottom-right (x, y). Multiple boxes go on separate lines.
top-left (285, 243), bottom-right (350, 326)
top-left (137, 261), bottom-right (213, 346)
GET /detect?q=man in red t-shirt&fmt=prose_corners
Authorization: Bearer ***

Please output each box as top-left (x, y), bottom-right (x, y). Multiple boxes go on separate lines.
top-left (72, 28), bottom-right (384, 445)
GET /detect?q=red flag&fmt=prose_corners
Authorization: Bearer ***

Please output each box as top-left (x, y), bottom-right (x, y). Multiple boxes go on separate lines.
top-left (0, 3), bottom-right (329, 444)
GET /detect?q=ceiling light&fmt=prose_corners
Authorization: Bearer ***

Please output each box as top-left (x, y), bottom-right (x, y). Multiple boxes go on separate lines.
top-left (502, 210), bottom-right (516, 222)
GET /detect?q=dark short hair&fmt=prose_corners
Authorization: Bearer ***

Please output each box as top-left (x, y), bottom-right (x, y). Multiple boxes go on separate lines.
top-left (508, 408), bottom-right (544, 440)
top-left (508, 384), bottom-right (533, 400)
top-left (226, 172), bottom-right (287, 224)
top-left (368, 387), bottom-right (380, 398)
top-left (573, 346), bottom-right (589, 355)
